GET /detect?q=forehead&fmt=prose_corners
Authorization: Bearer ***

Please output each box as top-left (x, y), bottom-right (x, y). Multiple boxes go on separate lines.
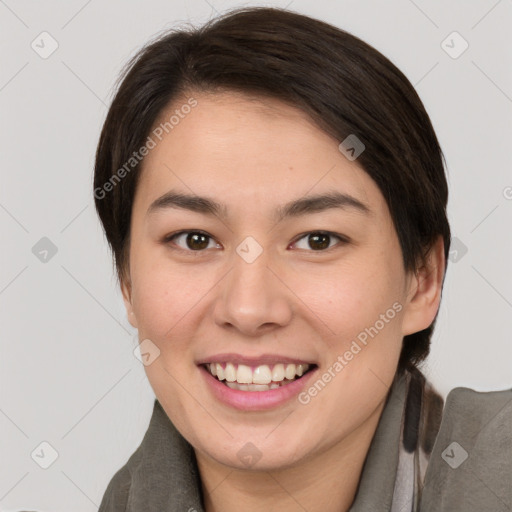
top-left (134, 91), bottom-right (387, 220)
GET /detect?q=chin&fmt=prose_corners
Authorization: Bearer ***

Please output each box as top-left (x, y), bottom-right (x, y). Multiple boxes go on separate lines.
top-left (196, 433), bottom-right (310, 472)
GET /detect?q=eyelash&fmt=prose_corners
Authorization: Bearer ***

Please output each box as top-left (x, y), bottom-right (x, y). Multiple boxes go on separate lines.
top-left (162, 230), bottom-right (349, 254)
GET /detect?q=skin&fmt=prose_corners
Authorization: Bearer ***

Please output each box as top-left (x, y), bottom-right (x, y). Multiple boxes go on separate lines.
top-left (121, 90), bottom-right (445, 512)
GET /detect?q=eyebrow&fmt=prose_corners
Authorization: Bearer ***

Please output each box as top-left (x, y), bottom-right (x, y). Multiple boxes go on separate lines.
top-left (147, 189), bottom-right (371, 222)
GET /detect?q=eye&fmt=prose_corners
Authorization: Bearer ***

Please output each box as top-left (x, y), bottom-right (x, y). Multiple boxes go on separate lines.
top-left (290, 231), bottom-right (347, 251)
top-left (164, 230), bottom-right (221, 252)
top-left (163, 230), bottom-right (348, 253)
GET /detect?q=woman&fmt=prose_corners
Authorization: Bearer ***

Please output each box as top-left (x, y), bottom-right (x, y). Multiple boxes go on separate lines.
top-left (93, 6), bottom-right (511, 512)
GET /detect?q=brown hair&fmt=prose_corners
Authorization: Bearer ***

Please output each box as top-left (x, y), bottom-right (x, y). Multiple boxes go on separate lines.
top-left (93, 6), bottom-right (451, 377)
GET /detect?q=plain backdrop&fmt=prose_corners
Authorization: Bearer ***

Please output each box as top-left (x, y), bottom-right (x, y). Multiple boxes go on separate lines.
top-left (1, 0), bottom-right (511, 510)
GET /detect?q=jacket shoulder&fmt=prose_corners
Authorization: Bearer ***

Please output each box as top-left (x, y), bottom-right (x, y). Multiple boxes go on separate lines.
top-left (97, 463), bottom-right (132, 511)
top-left (420, 383), bottom-right (512, 511)
top-left (443, 384), bottom-right (512, 434)
top-left (98, 447), bottom-right (144, 512)
top-left (447, 383), bottom-right (512, 403)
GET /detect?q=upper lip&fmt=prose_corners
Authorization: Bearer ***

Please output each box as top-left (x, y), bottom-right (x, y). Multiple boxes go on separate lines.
top-left (196, 353), bottom-right (316, 367)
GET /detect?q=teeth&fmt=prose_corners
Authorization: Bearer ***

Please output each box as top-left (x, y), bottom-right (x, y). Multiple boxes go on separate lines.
top-left (215, 363), bottom-right (224, 380)
top-left (226, 382), bottom-right (273, 391)
top-left (224, 362), bottom-right (236, 382)
top-left (236, 364), bottom-right (253, 384)
top-left (226, 381), bottom-right (289, 391)
top-left (271, 363), bottom-right (285, 382)
top-left (285, 364), bottom-right (296, 380)
top-left (206, 362), bottom-right (311, 385)
top-left (253, 365), bottom-right (272, 384)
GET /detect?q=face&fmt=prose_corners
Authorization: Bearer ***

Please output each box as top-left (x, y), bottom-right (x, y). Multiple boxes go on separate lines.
top-left (121, 90), bottom-right (437, 471)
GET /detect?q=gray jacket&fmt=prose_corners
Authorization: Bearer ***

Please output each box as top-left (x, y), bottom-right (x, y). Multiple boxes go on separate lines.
top-left (97, 368), bottom-right (512, 511)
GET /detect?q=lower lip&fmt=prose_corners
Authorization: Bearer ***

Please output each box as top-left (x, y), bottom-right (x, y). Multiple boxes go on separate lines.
top-left (199, 364), bottom-right (318, 411)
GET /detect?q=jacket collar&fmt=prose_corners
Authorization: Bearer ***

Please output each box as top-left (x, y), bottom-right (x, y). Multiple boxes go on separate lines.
top-left (123, 368), bottom-right (428, 511)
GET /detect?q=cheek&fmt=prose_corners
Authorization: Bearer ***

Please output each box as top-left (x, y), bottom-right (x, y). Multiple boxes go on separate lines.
top-left (299, 258), bottom-right (402, 340)
top-left (130, 256), bottom-right (209, 340)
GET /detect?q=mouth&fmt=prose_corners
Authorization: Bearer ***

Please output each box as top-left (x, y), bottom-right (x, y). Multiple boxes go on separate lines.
top-left (202, 362), bottom-right (317, 392)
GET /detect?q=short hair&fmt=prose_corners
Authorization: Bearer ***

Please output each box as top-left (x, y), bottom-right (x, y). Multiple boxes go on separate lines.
top-left (93, 6), bottom-right (451, 378)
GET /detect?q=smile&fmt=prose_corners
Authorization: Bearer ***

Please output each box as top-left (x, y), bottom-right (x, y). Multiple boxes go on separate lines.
top-left (204, 362), bottom-right (315, 391)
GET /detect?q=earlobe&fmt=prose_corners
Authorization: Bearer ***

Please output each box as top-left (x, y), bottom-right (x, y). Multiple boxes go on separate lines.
top-left (121, 278), bottom-right (138, 329)
top-left (401, 236), bottom-right (445, 336)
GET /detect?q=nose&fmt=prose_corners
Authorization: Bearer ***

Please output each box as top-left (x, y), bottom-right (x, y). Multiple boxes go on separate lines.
top-left (213, 244), bottom-right (293, 336)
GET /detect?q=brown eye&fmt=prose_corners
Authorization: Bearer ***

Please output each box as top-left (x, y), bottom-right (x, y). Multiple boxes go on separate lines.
top-left (308, 233), bottom-right (330, 250)
top-left (185, 232), bottom-right (210, 250)
top-left (166, 231), bottom-right (219, 251)
top-left (292, 231), bottom-right (345, 251)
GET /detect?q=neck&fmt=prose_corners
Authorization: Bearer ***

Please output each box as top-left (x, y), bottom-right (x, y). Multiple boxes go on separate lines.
top-left (195, 399), bottom-right (386, 512)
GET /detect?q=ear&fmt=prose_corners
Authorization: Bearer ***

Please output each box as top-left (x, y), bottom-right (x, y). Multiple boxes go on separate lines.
top-left (121, 275), bottom-right (138, 329)
top-left (401, 235), bottom-right (446, 336)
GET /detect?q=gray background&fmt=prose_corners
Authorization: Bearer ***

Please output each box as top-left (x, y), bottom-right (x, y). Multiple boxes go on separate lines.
top-left (1, 0), bottom-right (511, 510)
